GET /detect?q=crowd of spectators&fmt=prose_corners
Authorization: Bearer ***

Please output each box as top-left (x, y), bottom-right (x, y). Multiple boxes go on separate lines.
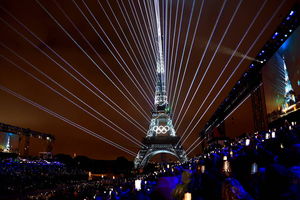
top-left (171, 121), bottom-right (300, 200)
top-left (25, 178), bottom-right (157, 200)
top-left (1, 121), bottom-right (300, 200)
top-left (0, 158), bottom-right (87, 199)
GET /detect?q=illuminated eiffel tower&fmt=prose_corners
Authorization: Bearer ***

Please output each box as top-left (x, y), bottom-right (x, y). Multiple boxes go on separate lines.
top-left (134, 0), bottom-right (187, 168)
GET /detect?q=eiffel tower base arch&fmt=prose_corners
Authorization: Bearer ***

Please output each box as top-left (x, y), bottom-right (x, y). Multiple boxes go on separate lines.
top-left (134, 137), bottom-right (188, 168)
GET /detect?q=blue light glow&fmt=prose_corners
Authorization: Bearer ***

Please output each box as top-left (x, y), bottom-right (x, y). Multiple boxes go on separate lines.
top-left (289, 11), bottom-right (294, 16)
top-left (280, 38), bottom-right (289, 51)
top-left (272, 32), bottom-right (279, 39)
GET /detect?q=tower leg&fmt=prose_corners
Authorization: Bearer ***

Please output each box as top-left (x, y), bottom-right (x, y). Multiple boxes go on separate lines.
top-left (134, 144), bottom-right (187, 168)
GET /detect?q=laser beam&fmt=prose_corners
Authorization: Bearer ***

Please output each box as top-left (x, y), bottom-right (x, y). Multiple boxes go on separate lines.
top-left (174, 0), bottom-right (228, 129)
top-left (0, 13), bottom-right (147, 133)
top-left (70, 0), bottom-right (154, 105)
top-left (1, 54), bottom-right (144, 147)
top-left (176, 0), bottom-right (269, 146)
top-left (170, 0), bottom-right (196, 110)
top-left (53, 0), bottom-right (151, 121)
top-left (168, 0), bottom-right (186, 108)
top-left (111, 0), bottom-right (157, 78)
top-left (175, 0), bottom-right (243, 128)
top-left (180, 0), bottom-right (283, 147)
top-left (166, 0), bottom-right (172, 96)
top-left (94, 0), bottom-right (156, 89)
top-left (166, 0), bottom-right (180, 99)
top-left (128, 0), bottom-right (157, 63)
top-left (127, 0), bottom-right (157, 67)
top-left (0, 85), bottom-right (136, 156)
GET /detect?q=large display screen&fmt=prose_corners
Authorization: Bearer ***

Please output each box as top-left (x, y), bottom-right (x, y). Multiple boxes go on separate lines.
top-left (0, 132), bottom-right (19, 153)
top-left (262, 26), bottom-right (300, 122)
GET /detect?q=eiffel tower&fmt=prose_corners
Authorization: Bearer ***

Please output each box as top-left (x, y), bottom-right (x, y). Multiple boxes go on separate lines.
top-left (134, 0), bottom-right (187, 168)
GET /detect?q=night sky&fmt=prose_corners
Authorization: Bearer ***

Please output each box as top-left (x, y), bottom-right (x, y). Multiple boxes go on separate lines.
top-left (0, 0), bottom-right (296, 160)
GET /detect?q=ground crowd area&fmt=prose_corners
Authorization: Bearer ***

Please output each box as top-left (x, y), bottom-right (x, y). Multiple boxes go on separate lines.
top-left (0, 121), bottom-right (300, 200)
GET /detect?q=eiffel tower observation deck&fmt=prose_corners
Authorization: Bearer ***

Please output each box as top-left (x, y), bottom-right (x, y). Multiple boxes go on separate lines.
top-left (134, 0), bottom-right (187, 168)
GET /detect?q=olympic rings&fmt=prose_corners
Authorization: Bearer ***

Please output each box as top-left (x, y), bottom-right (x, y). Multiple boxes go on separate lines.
top-left (152, 125), bottom-right (170, 134)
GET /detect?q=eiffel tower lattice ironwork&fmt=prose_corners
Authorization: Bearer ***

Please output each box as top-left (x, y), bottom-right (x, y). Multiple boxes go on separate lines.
top-left (134, 0), bottom-right (187, 168)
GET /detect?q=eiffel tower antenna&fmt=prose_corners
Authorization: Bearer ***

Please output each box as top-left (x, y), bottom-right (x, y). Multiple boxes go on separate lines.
top-left (134, 0), bottom-right (187, 168)
top-left (154, 0), bottom-right (167, 107)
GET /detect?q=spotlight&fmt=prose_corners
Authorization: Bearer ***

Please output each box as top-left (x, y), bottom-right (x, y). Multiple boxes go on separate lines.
top-left (200, 165), bottom-right (205, 173)
top-left (271, 132), bottom-right (276, 138)
top-left (251, 163), bottom-right (258, 174)
top-left (272, 32), bottom-right (279, 39)
top-left (183, 193), bottom-right (192, 200)
top-left (245, 139), bottom-right (250, 146)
